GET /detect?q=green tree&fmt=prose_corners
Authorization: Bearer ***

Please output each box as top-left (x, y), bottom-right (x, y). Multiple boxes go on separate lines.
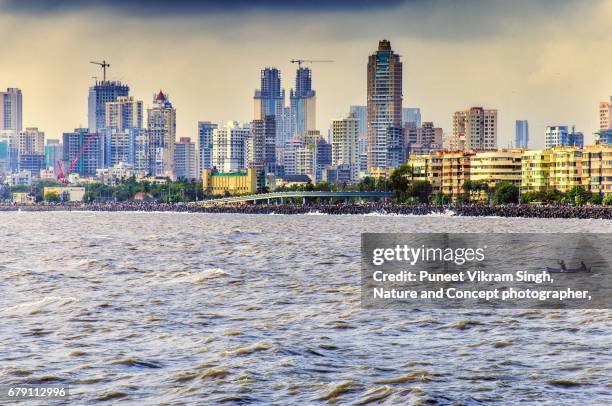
top-left (521, 190), bottom-right (544, 203)
top-left (542, 189), bottom-right (564, 204)
top-left (409, 180), bottom-right (433, 204)
top-left (431, 192), bottom-right (451, 205)
top-left (389, 163), bottom-right (412, 202)
top-left (493, 182), bottom-right (519, 204)
top-left (603, 194), bottom-right (612, 205)
top-left (567, 185), bottom-right (591, 205)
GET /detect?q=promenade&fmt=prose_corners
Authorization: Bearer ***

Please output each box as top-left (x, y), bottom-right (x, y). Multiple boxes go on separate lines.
top-left (2, 202), bottom-right (612, 219)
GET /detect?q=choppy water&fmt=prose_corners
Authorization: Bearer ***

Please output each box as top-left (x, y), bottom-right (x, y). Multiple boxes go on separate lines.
top-left (1, 212), bottom-right (611, 405)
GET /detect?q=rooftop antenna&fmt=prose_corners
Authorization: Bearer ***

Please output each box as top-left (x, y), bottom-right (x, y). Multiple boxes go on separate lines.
top-left (90, 60), bottom-right (110, 81)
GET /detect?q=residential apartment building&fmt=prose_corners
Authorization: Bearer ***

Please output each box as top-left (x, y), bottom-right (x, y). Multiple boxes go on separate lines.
top-left (521, 149), bottom-right (552, 192)
top-left (212, 121), bottom-right (250, 172)
top-left (470, 149), bottom-right (523, 188)
top-left (452, 107), bottom-right (497, 150)
top-left (408, 152), bottom-right (443, 194)
top-left (105, 96), bottom-right (143, 130)
top-left (174, 137), bottom-right (197, 180)
top-left (582, 144), bottom-right (612, 196)
top-left (600, 96), bottom-right (611, 131)
top-left (331, 112), bottom-right (360, 182)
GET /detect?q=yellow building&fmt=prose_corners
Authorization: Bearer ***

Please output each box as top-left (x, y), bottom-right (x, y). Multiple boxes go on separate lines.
top-left (408, 153), bottom-right (443, 193)
top-left (470, 149), bottom-right (523, 188)
top-left (202, 168), bottom-right (257, 196)
top-left (43, 187), bottom-right (86, 202)
top-left (582, 144), bottom-right (612, 196)
top-left (12, 192), bottom-right (34, 205)
top-left (521, 149), bottom-right (551, 192)
top-left (441, 151), bottom-right (475, 197)
top-left (549, 147), bottom-right (583, 193)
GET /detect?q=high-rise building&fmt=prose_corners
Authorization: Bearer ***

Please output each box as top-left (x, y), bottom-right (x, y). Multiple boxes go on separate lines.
top-left (174, 137), bottom-right (197, 180)
top-left (316, 137), bottom-right (332, 183)
top-left (254, 68), bottom-right (284, 119)
top-left (147, 90), bottom-right (176, 177)
top-left (105, 96), bottom-right (143, 131)
top-left (405, 121), bottom-right (443, 157)
top-left (515, 120), bottom-right (529, 148)
top-left (402, 108), bottom-right (421, 127)
top-left (0, 88), bottom-right (22, 133)
top-left (212, 121), bottom-right (250, 172)
top-left (367, 39), bottom-right (402, 172)
top-left (290, 67), bottom-right (316, 138)
top-left (250, 115), bottom-right (276, 172)
top-left (44, 140), bottom-right (63, 170)
top-left (88, 80), bottom-right (129, 133)
top-left (17, 128), bottom-right (45, 156)
top-left (349, 105), bottom-right (368, 175)
top-left (102, 127), bottom-right (148, 173)
top-left (331, 112), bottom-right (360, 182)
top-left (452, 107), bottom-right (497, 150)
top-left (545, 125), bottom-right (583, 149)
top-left (599, 96), bottom-right (612, 131)
top-left (17, 128), bottom-right (45, 177)
top-left (198, 121), bottom-right (217, 175)
top-left (63, 128), bottom-right (104, 177)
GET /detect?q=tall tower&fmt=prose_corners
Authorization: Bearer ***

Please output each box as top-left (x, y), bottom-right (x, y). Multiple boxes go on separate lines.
top-left (88, 80), bottom-right (129, 133)
top-left (290, 67), bottom-right (316, 138)
top-left (367, 40), bottom-right (402, 173)
top-left (105, 96), bottom-right (143, 131)
top-left (452, 107), bottom-right (497, 150)
top-left (147, 90), bottom-right (176, 178)
top-left (515, 120), bottom-right (529, 149)
top-left (331, 112), bottom-right (360, 182)
top-left (254, 68), bottom-right (284, 119)
top-left (0, 88), bottom-right (22, 133)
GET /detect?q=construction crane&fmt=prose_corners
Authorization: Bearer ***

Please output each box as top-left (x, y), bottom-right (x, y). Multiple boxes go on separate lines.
top-left (90, 60), bottom-right (110, 81)
top-left (56, 132), bottom-right (100, 185)
top-left (290, 59), bottom-right (334, 69)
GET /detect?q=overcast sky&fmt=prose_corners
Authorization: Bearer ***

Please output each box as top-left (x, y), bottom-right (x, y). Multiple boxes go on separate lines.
top-left (0, 0), bottom-right (610, 147)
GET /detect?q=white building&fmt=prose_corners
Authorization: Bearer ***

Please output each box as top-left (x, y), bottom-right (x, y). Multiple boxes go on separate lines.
top-left (600, 96), bottom-right (612, 131)
top-left (17, 127), bottom-right (45, 155)
top-left (174, 137), bottom-right (197, 180)
top-left (212, 121), bottom-right (250, 172)
top-left (331, 112), bottom-right (360, 182)
top-left (147, 91), bottom-right (176, 178)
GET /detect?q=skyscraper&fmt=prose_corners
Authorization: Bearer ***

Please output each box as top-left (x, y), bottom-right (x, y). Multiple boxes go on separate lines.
top-left (452, 107), bottom-right (497, 150)
top-left (402, 108), bottom-right (421, 127)
top-left (250, 115), bottom-right (276, 172)
top-left (331, 112), bottom-right (360, 182)
top-left (0, 88), bottom-right (22, 133)
top-left (290, 67), bottom-right (316, 138)
top-left (198, 121), bottom-right (218, 176)
top-left (88, 80), bottom-right (129, 133)
top-left (45, 139), bottom-right (63, 170)
top-left (254, 68), bottom-right (284, 120)
top-left (174, 137), bottom-right (197, 180)
top-left (105, 96), bottom-right (143, 131)
top-left (367, 39), bottom-right (402, 172)
top-left (147, 90), bottom-right (176, 177)
top-left (212, 121), bottom-right (250, 172)
top-left (63, 128), bottom-right (104, 177)
top-left (17, 127), bottom-right (45, 177)
top-left (515, 120), bottom-right (529, 149)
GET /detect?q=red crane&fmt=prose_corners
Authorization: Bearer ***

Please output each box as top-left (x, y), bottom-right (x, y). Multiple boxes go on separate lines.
top-left (56, 132), bottom-right (100, 185)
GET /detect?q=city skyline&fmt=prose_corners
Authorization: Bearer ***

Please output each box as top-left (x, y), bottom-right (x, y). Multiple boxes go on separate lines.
top-left (0, 0), bottom-right (610, 147)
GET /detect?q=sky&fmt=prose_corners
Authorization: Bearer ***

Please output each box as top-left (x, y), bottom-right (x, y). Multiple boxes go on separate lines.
top-left (0, 0), bottom-right (610, 148)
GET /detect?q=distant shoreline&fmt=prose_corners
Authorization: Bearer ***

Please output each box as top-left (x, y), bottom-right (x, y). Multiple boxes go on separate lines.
top-left (2, 203), bottom-right (612, 219)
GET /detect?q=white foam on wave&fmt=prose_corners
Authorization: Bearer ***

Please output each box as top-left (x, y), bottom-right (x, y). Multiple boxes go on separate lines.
top-left (0, 296), bottom-right (77, 315)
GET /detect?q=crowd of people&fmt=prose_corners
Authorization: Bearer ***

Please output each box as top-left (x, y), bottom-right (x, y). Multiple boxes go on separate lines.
top-left (2, 201), bottom-right (612, 219)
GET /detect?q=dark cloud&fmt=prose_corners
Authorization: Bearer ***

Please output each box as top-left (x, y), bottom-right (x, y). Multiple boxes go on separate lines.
top-left (1, 0), bottom-right (405, 15)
